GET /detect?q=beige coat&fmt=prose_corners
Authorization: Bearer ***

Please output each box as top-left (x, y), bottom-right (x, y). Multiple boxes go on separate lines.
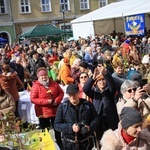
top-left (117, 97), bottom-right (150, 128)
top-left (0, 92), bottom-right (16, 133)
top-left (117, 97), bottom-right (150, 117)
top-left (101, 126), bottom-right (150, 150)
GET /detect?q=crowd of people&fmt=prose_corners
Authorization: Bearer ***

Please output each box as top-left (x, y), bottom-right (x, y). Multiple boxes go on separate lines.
top-left (0, 31), bottom-right (150, 150)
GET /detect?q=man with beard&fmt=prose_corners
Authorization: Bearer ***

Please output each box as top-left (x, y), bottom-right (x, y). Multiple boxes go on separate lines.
top-left (30, 67), bottom-right (64, 149)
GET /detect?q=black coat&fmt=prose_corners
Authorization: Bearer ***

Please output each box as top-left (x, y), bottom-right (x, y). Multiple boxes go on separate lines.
top-left (27, 58), bottom-right (46, 81)
top-left (83, 72), bottom-right (119, 130)
top-left (9, 62), bottom-right (24, 83)
top-left (54, 99), bottom-right (99, 140)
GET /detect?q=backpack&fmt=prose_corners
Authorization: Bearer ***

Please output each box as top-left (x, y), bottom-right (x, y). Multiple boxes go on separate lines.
top-left (62, 100), bottom-right (100, 150)
top-left (62, 99), bottom-right (91, 119)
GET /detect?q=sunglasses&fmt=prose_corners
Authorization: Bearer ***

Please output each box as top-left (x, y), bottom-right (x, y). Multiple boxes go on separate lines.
top-left (80, 76), bottom-right (88, 79)
top-left (127, 88), bottom-right (136, 93)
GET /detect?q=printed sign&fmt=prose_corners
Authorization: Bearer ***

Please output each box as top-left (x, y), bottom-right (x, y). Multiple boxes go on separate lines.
top-left (125, 14), bottom-right (145, 36)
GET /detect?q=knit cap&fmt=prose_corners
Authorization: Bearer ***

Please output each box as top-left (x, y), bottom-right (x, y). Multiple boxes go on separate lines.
top-left (120, 107), bottom-right (143, 129)
top-left (142, 55), bottom-right (149, 64)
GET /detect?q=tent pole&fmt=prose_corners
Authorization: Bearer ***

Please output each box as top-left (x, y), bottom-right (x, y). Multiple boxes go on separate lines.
top-left (113, 18), bottom-right (116, 32)
top-left (93, 21), bottom-right (95, 36)
top-left (122, 14), bottom-right (126, 35)
top-left (63, 11), bottom-right (66, 42)
top-left (63, 0), bottom-right (66, 42)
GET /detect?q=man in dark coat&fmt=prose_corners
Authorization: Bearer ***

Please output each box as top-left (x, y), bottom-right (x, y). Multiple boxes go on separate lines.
top-left (54, 84), bottom-right (99, 150)
top-left (9, 56), bottom-right (24, 84)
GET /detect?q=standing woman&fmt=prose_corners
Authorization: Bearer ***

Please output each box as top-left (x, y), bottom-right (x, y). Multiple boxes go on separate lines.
top-left (0, 84), bottom-right (16, 132)
top-left (101, 107), bottom-right (150, 150)
top-left (129, 45), bottom-right (141, 64)
top-left (0, 63), bottom-right (23, 118)
top-left (78, 72), bottom-right (92, 102)
top-left (112, 63), bottom-right (127, 102)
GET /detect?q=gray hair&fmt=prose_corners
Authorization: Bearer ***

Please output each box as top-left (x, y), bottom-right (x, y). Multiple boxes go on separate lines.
top-left (121, 80), bottom-right (136, 94)
top-left (72, 58), bottom-right (81, 67)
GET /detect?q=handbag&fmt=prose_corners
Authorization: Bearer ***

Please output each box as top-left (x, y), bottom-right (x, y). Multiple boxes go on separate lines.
top-left (140, 99), bottom-right (150, 129)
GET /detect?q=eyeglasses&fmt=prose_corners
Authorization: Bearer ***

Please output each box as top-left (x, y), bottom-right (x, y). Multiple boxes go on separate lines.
top-left (80, 76), bottom-right (88, 79)
top-left (127, 88), bottom-right (136, 93)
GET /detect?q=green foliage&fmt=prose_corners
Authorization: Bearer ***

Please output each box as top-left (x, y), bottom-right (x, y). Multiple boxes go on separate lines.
top-left (0, 114), bottom-right (40, 150)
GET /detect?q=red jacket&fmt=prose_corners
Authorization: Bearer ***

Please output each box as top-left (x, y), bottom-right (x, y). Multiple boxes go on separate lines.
top-left (30, 79), bottom-right (64, 118)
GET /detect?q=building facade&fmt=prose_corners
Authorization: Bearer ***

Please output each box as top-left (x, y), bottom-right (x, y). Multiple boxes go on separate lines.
top-left (0, 0), bottom-right (122, 43)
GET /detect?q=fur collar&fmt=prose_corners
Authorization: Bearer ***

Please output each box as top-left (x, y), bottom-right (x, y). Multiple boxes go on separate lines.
top-left (101, 129), bottom-right (123, 150)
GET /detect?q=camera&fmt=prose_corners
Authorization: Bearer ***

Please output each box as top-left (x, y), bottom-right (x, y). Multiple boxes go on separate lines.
top-left (76, 122), bottom-right (89, 136)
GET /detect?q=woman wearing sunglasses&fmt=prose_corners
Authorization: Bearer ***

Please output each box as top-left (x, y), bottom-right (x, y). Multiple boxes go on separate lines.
top-left (78, 72), bottom-right (92, 102)
top-left (116, 80), bottom-right (150, 118)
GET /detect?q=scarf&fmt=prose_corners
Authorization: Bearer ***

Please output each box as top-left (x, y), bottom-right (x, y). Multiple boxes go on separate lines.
top-left (121, 129), bottom-right (135, 144)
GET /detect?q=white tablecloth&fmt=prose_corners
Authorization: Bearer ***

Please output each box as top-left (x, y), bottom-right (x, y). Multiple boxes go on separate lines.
top-left (18, 90), bottom-right (39, 124)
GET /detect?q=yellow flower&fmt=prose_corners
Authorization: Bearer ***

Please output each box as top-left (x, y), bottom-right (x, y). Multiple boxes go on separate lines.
top-left (47, 90), bottom-right (51, 94)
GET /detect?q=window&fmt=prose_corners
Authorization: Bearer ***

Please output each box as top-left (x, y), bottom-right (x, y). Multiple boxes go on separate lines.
top-left (60, 0), bottom-right (70, 12)
top-left (20, 0), bottom-right (31, 13)
top-left (0, 0), bottom-right (7, 14)
top-left (80, 0), bottom-right (89, 10)
top-left (41, 0), bottom-right (51, 12)
top-left (99, 0), bottom-right (108, 7)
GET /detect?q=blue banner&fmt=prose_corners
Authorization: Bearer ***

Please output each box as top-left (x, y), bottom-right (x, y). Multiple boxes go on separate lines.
top-left (125, 14), bottom-right (145, 36)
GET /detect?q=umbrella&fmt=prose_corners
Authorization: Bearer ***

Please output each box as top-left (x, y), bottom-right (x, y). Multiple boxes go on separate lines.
top-left (19, 24), bottom-right (64, 38)
top-left (0, 37), bottom-right (7, 42)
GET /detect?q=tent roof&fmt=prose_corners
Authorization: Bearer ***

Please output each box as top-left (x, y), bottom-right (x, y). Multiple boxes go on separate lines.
top-left (20, 24), bottom-right (64, 38)
top-left (71, 2), bottom-right (118, 23)
top-left (123, 1), bottom-right (150, 16)
top-left (71, 0), bottom-right (150, 24)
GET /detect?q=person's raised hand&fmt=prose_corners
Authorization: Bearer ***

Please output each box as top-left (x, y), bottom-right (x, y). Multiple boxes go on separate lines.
top-left (72, 123), bottom-right (80, 133)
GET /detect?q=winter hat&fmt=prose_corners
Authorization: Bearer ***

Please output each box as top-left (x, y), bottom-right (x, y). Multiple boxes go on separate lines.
top-left (130, 73), bottom-right (142, 82)
top-left (66, 84), bottom-right (79, 94)
top-left (120, 107), bottom-right (143, 129)
top-left (37, 69), bottom-right (48, 78)
top-left (142, 55), bottom-right (149, 64)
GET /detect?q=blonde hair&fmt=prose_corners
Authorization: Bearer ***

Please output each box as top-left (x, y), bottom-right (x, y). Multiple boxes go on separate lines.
top-left (103, 50), bottom-right (111, 60)
top-left (72, 58), bottom-right (81, 67)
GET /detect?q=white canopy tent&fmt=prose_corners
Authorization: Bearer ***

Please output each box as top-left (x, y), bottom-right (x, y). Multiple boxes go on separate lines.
top-left (123, 1), bottom-right (150, 16)
top-left (71, 0), bottom-right (150, 38)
